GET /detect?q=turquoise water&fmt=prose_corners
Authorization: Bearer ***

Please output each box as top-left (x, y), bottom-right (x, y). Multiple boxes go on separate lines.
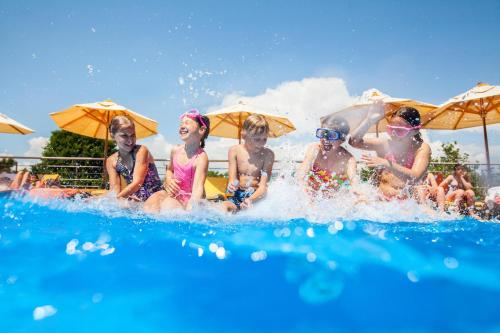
top-left (1, 192), bottom-right (499, 333)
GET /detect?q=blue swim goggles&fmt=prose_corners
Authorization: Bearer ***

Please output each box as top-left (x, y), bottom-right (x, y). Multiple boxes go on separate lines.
top-left (315, 128), bottom-right (343, 141)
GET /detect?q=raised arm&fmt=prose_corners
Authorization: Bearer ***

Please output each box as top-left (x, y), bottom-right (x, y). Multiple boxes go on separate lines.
top-left (117, 147), bottom-right (150, 199)
top-left (349, 102), bottom-right (387, 152)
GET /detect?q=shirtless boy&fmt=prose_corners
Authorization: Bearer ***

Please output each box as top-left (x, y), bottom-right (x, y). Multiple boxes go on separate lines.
top-left (221, 114), bottom-right (275, 212)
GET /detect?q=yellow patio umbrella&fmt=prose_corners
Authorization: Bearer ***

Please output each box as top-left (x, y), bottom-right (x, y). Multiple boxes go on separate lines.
top-left (324, 89), bottom-right (437, 136)
top-left (422, 82), bottom-right (500, 167)
top-left (50, 99), bottom-right (158, 159)
top-left (205, 101), bottom-right (296, 143)
top-left (0, 113), bottom-right (34, 134)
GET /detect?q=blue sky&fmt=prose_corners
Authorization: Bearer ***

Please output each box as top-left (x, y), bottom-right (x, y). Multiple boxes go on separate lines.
top-left (1, 0), bottom-right (499, 162)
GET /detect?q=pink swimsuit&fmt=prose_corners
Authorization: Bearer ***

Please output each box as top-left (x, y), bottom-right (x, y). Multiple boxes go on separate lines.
top-left (385, 150), bottom-right (416, 169)
top-left (172, 148), bottom-right (204, 204)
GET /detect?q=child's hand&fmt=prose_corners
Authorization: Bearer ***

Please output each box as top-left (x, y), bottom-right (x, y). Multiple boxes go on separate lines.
top-left (227, 181), bottom-right (238, 193)
top-left (361, 154), bottom-right (390, 168)
top-left (128, 194), bottom-right (141, 202)
top-left (165, 178), bottom-right (181, 195)
top-left (367, 100), bottom-right (385, 124)
top-left (240, 198), bottom-right (253, 209)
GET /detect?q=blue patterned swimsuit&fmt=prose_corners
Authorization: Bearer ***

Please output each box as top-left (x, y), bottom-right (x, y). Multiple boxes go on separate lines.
top-left (115, 145), bottom-right (162, 201)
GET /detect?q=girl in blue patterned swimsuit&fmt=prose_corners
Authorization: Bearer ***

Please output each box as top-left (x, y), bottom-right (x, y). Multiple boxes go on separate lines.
top-left (105, 116), bottom-right (162, 201)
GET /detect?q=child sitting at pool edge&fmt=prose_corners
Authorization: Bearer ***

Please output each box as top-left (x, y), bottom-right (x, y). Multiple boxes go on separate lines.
top-left (221, 114), bottom-right (275, 212)
top-left (296, 115), bottom-right (357, 197)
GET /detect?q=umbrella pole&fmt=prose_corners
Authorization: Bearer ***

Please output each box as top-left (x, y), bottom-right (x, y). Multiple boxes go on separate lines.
top-left (482, 116), bottom-right (491, 176)
top-left (376, 122), bottom-right (379, 138)
top-left (238, 113), bottom-right (242, 144)
top-left (102, 115), bottom-right (110, 188)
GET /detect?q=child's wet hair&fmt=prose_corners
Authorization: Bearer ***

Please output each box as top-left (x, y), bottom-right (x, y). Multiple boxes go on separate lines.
top-left (320, 115), bottom-right (350, 140)
top-left (193, 115), bottom-right (210, 148)
top-left (243, 114), bottom-right (269, 136)
top-left (391, 107), bottom-right (423, 143)
top-left (109, 116), bottom-right (135, 136)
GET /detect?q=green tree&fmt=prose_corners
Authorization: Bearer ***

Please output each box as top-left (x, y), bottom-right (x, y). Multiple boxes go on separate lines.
top-left (31, 130), bottom-right (116, 188)
top-left (0, 157), bottom-right (15, 173)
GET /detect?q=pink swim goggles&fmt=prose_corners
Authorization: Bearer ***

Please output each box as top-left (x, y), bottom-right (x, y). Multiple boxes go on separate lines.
top-left (180, 109), bottom-right (207, 128)
top-left (386, 124), bottom-right (421, 137)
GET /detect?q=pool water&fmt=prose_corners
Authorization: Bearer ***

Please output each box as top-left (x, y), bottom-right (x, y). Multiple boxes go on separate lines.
top-left (1, 193), bottom-right (499, 333)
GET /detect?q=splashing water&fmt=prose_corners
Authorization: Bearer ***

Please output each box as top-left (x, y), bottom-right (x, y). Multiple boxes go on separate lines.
top-left (0, 184), bottom-right (499, 332)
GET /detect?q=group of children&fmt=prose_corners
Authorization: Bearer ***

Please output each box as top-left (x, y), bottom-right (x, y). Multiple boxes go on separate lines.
top-left (1, 103), bottom-right (485, 215)
top-left (104, 102), bottom-right (480, 215)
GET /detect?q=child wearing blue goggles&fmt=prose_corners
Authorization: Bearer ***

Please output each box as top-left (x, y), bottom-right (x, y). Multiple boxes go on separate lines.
top-left (315, 128), bottom-right (344, 141)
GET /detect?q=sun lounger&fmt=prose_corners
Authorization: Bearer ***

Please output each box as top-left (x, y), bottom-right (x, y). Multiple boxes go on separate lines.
top-left (205, 176), bottom-right (228, 201)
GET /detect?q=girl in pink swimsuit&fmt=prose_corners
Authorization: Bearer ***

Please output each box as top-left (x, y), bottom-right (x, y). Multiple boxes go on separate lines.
top-left (144, 109), bottom-right (210, 212)
top-left (349, 103), bottom-right (431, 200)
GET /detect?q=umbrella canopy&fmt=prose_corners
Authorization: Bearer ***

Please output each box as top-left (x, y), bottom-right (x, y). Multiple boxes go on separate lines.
top-left (50, 100), bottom-right (158, 140)
top-left (422, 82), bottom-right (500, 166)
top-left (205, 101), bottom-right (296, 142)
top-left (323, 89), bottom-right (437, 134)
top-left (0, 113), bottom-right (34, 135)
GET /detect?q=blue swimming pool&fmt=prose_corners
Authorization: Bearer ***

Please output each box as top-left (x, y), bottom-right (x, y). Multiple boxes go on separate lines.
top-left (1, 193), bottom-right (499, 333)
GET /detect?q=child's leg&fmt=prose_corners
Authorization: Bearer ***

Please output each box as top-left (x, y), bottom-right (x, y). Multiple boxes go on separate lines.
top-left (464, 189), bottom-right (475, 207)
top-left (160, 196), bottom-right (184, 211)
top-left (143, 190), bottom-right (168, 213)
top-left (9, 171), bottom-right (25, 189)
top-left (220, 200), bottom-right (238, 213)
top-left (436, 186), bottom-right (446, 211)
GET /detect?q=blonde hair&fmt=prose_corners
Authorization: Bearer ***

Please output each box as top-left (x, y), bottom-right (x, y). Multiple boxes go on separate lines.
top-left (109, 116), bottom-right (134, 136)
top-left (243, 114), bottom-right (269, 136)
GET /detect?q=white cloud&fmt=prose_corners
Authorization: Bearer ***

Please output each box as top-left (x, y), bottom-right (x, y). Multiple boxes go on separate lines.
top-left (208, 77), bottom-right (356, 137)
top-left (138, 134), bottom-right (173, 160)
top-left (24, 137), bottom-right (48, 157)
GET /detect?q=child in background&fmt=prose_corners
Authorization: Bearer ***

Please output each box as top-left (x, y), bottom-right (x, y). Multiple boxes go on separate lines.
top-left (296, 115), bottom-right (357, 197)
top-left (144, 109), bottom-right (210, 212)
top-left (221, 114), bottom-right (275, 212)
top-left (439, 164), bottom-right (475, 211)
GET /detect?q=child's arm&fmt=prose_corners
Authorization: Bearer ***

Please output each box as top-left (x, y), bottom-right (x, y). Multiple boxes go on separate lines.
top-left (427, 173), bottom-right (438, 188)
top-left (226, 146), bottom-right (239, 192)
top-left (346, 156), bottom-right (358, 186)
top-left (461, 173), bottom-right (474, 190)
top-left (438, 175), bottom-right (453, 188)
top-left (349, 101), bottom-right (387, 153)
top-left (295, 144), bottom-right (317, 187)
top-left (187, 152), bottom-right (209, 209)
top-left (117, 147), bottom-right (150, 199)
top-left (242, 149), bottom-right (275, 208)
top-left (105, 155), bottom-right (122, 195)
top-left (163, 147), bottom-right (180, 196)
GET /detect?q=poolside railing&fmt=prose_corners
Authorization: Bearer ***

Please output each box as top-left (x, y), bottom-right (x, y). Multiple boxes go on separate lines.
top-left (1, 156), bottom-right (498, 195)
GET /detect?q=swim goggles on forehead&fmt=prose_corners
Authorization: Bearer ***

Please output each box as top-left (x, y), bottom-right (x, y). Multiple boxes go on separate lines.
top-left (179, 109), bottom-right (207, 127)
top-left (315, 128), bottom-right (344, 141)
top-left (386, 124), bottom-right (421, 138)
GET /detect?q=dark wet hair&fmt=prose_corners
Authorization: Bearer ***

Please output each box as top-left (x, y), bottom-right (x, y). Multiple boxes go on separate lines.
top-left (391, 107), bottom-right (423, 143)
top-left (454, 163), bottom-right (466, 171)
top-left (193, 115), bottom-right (210, 148)
top-left (320, 115), bottom-right (350, 140)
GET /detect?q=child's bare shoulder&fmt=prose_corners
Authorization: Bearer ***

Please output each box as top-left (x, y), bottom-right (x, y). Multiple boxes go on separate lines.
top-left (262, 147), bottom-right (275, 159)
